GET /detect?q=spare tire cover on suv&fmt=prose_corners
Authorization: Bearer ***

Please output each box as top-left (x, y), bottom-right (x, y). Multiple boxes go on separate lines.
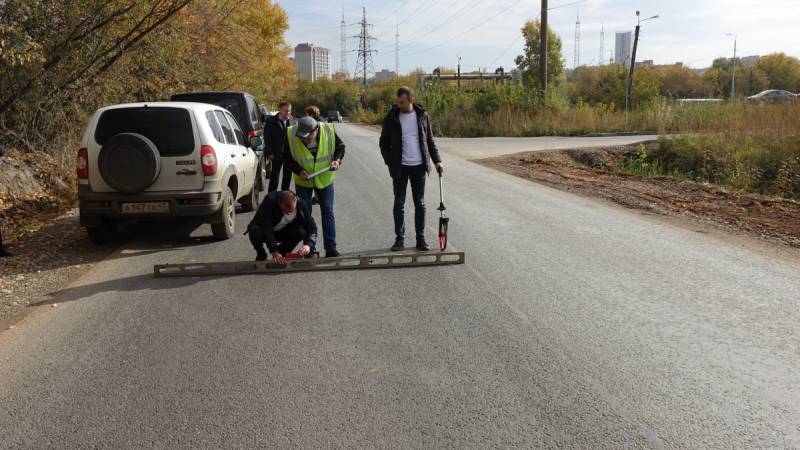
top-left (98, 133), bottom-right (161, 194)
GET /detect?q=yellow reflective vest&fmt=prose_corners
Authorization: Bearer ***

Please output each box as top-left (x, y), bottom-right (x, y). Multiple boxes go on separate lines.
top-left (286, 123), bottom-right (336, 189)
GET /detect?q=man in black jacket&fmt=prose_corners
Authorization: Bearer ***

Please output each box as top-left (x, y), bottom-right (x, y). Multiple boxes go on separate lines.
top-left (247, 190), bottom-right (317, 263)
top-left (0, 144), bottom-right (11, 257)
top-left (265, 102), bottom-right (296, 193)
top-left (379, 86), bottom-right (444, 252)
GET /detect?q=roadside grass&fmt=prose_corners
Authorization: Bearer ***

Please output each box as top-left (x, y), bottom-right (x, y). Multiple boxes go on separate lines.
top-left (430, 101), bottom-right (800, 138)
top-left (614, 132), bottom-right (800, 200)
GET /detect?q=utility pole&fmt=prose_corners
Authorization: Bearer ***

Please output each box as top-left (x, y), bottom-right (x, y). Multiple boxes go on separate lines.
top-left (352, 7), bottom-right (377, 87)
top-left (573, 9), bottom-right (580, 69)
top-left (625, 11), bottom-right (658, 126)
top-left (727, 33), bottom-right (738, 100)
top-left (340, 8), bottom-right (347, 73)
top-left (457, 56), bottom-right (462, 90)
top-left (395, 25), bottom-right (400, 77)
top-left (539, 0), bottom-right (548, 92)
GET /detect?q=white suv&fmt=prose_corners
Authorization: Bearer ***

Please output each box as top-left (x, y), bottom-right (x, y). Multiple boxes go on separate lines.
top-left (77, 102), bottom-right (262, 244)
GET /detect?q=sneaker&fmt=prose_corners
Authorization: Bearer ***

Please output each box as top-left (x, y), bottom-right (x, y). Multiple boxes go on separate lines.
top-left (325, 249), bottom-right (341, 258)
top-left (390, 238), bottom-right (405, 252)
top-left (416, 239), bottom-right (431, 252)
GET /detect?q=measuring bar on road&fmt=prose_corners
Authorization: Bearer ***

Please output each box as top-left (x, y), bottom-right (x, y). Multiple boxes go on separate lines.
top-left (153, 252), bottom-right (465, 278)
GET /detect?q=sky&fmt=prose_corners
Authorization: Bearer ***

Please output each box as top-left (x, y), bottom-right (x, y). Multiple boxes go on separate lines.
top-left (277, 0), bottom-right (800, 76)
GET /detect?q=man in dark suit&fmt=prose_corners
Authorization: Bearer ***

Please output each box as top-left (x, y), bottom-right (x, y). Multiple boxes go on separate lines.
top-left (247, 190), bottom-right (317, 263)
top-left (265, 102), bottom-right (296, 193)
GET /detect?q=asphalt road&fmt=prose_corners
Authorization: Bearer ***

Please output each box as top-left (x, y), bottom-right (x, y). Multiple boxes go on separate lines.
top-left (1, 124), bottom-right (799, 448)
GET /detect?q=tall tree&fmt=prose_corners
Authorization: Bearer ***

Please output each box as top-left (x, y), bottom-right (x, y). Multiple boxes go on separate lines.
top-left (514, 20), bottom-right (564, 91)
top-left (754, 53), bottom-right (800, 92)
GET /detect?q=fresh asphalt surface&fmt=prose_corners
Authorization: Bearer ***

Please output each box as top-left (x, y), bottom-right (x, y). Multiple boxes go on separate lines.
top-left (1, 124), bottom-right (799, 448)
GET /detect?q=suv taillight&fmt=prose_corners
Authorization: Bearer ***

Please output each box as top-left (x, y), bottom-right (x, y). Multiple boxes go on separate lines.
top-left (77, 148), bottom-right (88, 179)
top-left (201, 145), bottom-right (217, 176)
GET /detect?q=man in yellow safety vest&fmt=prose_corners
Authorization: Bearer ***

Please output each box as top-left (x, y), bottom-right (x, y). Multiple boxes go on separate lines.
top-left (285, 116), bottom-right (346, 258)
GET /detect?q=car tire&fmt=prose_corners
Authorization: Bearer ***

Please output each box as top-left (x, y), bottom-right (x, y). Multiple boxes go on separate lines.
top-left (240, 184), bottom-right (259, 212)
top-left (211, 186), bottom-right (235, 240)
top-left (86, 222), bottom-right (117, 245)
top-left (98, 133), bottom-right (161, 194)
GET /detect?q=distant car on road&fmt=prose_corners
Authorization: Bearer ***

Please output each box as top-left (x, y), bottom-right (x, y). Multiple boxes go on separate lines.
top-left (327, 110), bottom-right (343, 123)
top-left (77, 102), bottom-right (263, 244)
top-left (746, 89), bottom-right (798, 102)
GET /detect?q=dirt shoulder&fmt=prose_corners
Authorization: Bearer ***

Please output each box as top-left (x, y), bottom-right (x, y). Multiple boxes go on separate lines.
top-left (0, 208), bottom-right (115, 325)
top-left (478, 144), bottom-right (800, 250)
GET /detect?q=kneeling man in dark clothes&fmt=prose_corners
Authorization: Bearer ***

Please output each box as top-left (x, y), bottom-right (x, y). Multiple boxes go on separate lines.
top-left (247, 190), bottom-right (317, 264)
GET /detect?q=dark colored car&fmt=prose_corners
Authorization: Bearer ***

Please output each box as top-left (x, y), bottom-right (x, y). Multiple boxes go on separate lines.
top-left (327, 110), bottom-right (343, 123)
top-left (171, 91), bottom-right (268, 190)
top-left (746, 89), bottom-right (798, 102)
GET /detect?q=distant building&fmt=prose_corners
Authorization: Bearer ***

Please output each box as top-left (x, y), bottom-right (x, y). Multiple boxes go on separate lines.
top-left (615, 31), bottom-right (632, 67)
top-left (739, 55), bottom-right (760, 67)
top-left (294, 43), bottom-right (332, 81)
top-left (374, 69), bottom-right (397, 82)
top-left (635, 59), bottom-right (654, 68)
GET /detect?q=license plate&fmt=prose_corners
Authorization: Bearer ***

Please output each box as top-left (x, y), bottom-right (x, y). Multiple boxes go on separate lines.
top-left (121, 202), bottom-right (170, 214)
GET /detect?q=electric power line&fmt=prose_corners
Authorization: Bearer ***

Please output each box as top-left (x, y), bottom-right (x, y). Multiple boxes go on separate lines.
top-left (400, 0), bottom-right (529, 57)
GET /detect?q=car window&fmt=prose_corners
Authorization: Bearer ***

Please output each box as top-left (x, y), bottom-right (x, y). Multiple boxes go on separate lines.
top-left (225, 111), bottom-right (246, 146)
top-left (205, 111), bottom-right (225, 143)
top-left (95, 107), bottom-right (194, 156)
top-left (214, 110), bottom-right (235, 144)
top-left (246, 96), bottom-right (260, 127)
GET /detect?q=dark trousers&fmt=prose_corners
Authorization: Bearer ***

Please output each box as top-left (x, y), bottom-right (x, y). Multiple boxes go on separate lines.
top-left (247, 222), bottom-right (306, 255)
top-left (296, 184), bottom-right (336, 251)
top-left (267, 158), bottom-right (293, 193)
top-left (392, 164), bottom-right (427, 241)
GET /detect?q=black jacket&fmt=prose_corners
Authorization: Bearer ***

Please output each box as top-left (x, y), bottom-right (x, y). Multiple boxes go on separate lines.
top-left (265, 113), bottom-right (295, 160)
top-left (285, 127), bottom-right (346, 176)
top-left (379, 103), bottom-right (442, 178)
top-left (249, 191), bottom-right (317, 253)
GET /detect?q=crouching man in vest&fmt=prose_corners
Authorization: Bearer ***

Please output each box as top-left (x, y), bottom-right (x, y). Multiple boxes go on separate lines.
top-left (285, 116), bottom-right (346, 258)
top-left (247, 191), bottom-right (317, 264)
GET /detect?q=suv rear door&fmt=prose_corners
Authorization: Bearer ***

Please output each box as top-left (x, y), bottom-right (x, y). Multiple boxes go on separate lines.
top-left (90, 106), bottom-right (204, 193)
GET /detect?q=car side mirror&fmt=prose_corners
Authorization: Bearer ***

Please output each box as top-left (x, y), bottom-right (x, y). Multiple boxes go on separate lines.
top-left (249, 135), bottom-right (263, 149)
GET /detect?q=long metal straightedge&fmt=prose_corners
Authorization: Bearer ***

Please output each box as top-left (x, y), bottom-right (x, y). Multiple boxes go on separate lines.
top-left (153, 252), bottom-right (465, 278)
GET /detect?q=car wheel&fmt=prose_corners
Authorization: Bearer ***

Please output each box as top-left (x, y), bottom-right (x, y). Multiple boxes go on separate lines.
top-left (211, 186), bottom-right (235, 240)
top-left (240, 183), bottom-right (259, 212)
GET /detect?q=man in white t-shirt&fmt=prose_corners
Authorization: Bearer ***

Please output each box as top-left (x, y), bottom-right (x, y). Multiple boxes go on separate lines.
top-left (379, 86), bottom-right (444, 252)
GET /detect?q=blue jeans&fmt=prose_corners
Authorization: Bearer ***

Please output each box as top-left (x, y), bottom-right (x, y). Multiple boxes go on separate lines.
top-left (296, 184), bottom-right (336, 252)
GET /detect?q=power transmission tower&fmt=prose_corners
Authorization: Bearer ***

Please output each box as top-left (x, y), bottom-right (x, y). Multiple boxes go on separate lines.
top-left (599, 23), bottom-right (604, 66)
top-left (573, 9), bottom-right (580, 69)
top-left (340, 8), bottom-right (347, 73)
top-left (395, 25), bottom-right (399, 77)
top-left (352, 7), bottom-right (377, 87)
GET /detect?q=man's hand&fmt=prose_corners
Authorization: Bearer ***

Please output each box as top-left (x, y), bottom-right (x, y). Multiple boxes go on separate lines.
top-left (300, 170), bottom-right (310, 180)
top-left (297, 245), bottom-right (311, 256)
top-left (272, 252), bottom-right (287, 265)
top-left (330, 160), bottom-right (340, 171)
top-left (435, 162), bottom-right (444, 175)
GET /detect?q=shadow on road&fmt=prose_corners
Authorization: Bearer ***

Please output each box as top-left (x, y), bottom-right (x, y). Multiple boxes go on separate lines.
top-left (30, 273), bottom-right (206, 307)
